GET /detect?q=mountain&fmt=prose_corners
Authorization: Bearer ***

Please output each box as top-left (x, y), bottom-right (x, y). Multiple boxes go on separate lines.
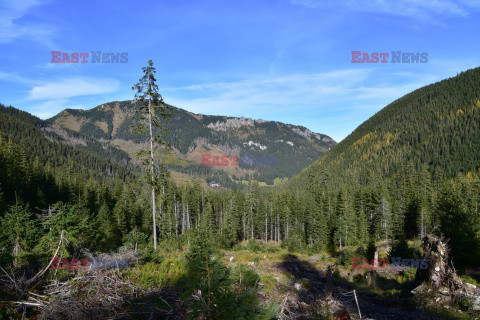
top-left (291, 67), bottom-right (480, 188)
top-left (0, 104), bottom-right (135, 183)
top-left (48, 100), bottom-right (336, 186)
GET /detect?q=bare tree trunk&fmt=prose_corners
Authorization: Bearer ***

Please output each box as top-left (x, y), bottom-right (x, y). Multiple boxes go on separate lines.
top-left (187, 202), bottom-right (190, 230)
top-left (147, 74), bottom-right (157, 251)
top-left (13, 238), bottom-right (20, 268)
top-left (382, 197), bottom-right (389, 241)
top-left (265, 211), bottom-right (268, 243)
top-left (420, 208), bottom-right (425, 239)
top-left (270, 203), bottom-right (273, 241)
top-left (200, 189), bottom-right (204, 229)
top-left (274, 215), bottom-right (277, 243)
top-left (250, 198), bottom-right (253, 240)
top-left (243, 209), bottom-right (246, 241)
top-left (159, 194), bottom-right (163, 238)
top-left (286, 220), bottom-right (289, 240)
top-left (182, 201), bottom-right (186, 235)
top-left (277, 215), bottom-right (281, 243)
top-left (197, 198), bottom-right (201, 228)
top-left (220, 200), bottom-right (223, 235)
top-left (345, 201), bottom-right (348, 245)
top-left (174, 196), bottom-right (178, 237)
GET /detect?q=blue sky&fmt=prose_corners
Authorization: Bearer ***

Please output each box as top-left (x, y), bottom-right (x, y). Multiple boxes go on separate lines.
top-left (1, 0), bottom-right (479, 141)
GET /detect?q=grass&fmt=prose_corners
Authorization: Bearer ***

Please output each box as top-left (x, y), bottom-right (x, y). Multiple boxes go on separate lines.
top-left (123, 258), bottom-right (186, 289)
top-left (423, 305), bottom-right (479, 320)
top-left (117, 240), bottom-right (479, 319)
top-left (460, 274), bottom-right (480, 287)
top-left (260, 274), bottom-right (278, 295)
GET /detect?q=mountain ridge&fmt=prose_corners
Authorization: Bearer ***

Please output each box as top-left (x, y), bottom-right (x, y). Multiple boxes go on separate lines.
top-left (47, 100), bottom-right (336, 187)
top-left (290, 66), bottom-right (480, 189)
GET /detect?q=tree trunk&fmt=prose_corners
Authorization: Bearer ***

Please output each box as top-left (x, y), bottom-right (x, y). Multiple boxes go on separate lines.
top-left (415, 234), bottom-right (463, 292)
top-left (187, 202), bottom-right (190, 230)
top-left (174, 198), bottom-right (178, 237)
top-left (270, 204), bottom-right (273, 241)
top-left (148, 73), bottom-right (157, 251)
top-left (265, 211), bottom-right (268, 243)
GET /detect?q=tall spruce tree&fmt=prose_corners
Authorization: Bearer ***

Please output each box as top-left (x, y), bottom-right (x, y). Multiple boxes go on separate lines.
top-left (132, 60), bottom-right (172, 250)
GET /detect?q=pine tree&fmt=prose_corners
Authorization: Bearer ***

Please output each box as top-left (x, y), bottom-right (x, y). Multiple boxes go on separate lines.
top-left (124, 228), bottom-right (148, 253)
top-left (132, 60), bottom-right (172, 250)
top-left (113, 193), bottom-right (129, 238)
top-left (97, 203), bottom-right (120, 249)
top-left (333, 190), bottom-right (347, 249)
top-left (0, 201), bottom-right (38, 265)
top-left (437, 183), bottom-right (480, 268)
top-left (404, 197), bottom-right (420, 239)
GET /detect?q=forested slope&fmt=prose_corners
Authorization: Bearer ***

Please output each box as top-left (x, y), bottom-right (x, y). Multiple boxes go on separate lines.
top-left (292, 67), bottom-right (480, 188)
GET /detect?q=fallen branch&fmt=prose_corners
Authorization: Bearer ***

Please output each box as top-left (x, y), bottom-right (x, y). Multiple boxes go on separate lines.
top-left (25, 230), bottom-right (65, 288)
top-left (353, 289), bottom-right (362, 319)
top-left (0, 265), bottom-right (19, 294)
top-left (280, 292), bottom-right (289, 315)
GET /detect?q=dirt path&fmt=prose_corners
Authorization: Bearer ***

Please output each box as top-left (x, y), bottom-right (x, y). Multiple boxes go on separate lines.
top-left (276, 256), bottom-right (450, 320)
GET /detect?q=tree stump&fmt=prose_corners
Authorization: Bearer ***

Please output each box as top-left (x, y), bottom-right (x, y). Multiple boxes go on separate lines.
top-left (415, 234), bottom-right (463, 292)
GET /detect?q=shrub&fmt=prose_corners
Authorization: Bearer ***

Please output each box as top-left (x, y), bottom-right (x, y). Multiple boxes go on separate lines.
top-left (281, 236), bottom-right (306, 253)
top-left (389, 238), bottom-right (421, 261)
top-left (353, 273), bottom-right (364, 284)
top-left (232, 243), bottom-right (245, 251)
top-left (266, 246), bottom-right (280, 253)
top-left (230, 263), bottom-right (260, 288)
top-left (458, 296), bottom-right (473, 311)
top-left (124, 259), bottom-right (186, 288)
top-left (158, 236), bottom-right (184, 253)
top-left (185, 231), bottom-right (276, 319)
top-left (123, 228), bottom-right (148, 251)
top-left (0, 251), bottom-right (12, 268)
top-left (338, 246), bottom-right (367, 268)
top-left (139, 246), bottom-right (164, 264)
top-left (333, 269), bottom-right (341, 279)
top-left (395, 268), bottom-right (417, 284)
top-left (247, 239), bottom-right (263, 253)
top-left (403, 267), bottom-right (417, 281)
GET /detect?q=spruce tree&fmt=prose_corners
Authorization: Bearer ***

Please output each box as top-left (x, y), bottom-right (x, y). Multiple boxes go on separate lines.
top-left (437, 184), bottom-right (480, 268)
top-left (97, 203), bottom-right (120, 249)
top-left (0, 201), bottom-right (38, 265)
top-left (132, 60), bottom-right (172, 250)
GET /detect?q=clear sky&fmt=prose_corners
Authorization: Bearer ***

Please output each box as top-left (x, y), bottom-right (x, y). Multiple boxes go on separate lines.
top-left (1, 0), bottom-right (479, 141)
